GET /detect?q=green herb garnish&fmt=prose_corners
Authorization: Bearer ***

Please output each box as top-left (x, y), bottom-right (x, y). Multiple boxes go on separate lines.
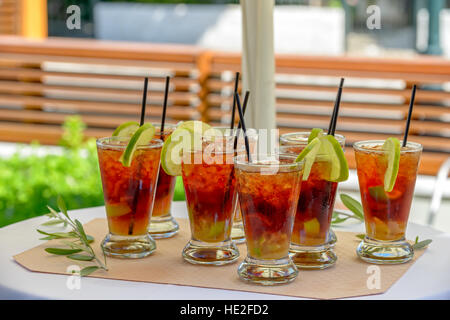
top-left (37, 196), bottom-right (107, 276)
top-left (332, 193), bottom-right (364, 225)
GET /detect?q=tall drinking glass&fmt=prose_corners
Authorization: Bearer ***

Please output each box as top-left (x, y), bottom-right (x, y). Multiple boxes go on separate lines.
top-left (235, 154), bottom-right (303, 285)
top-left (214, 127), bottom-right (258, 244)
top-left (97, 137), bottom-right (162, 258)
top-left (280, 132), bottom-right (344, 269)
top-left (354, 140), bottom-right (422, 264)
top-left (181, 139), bottom-right (239, 265)
top-left (148, 123), bottom-right (179, 239)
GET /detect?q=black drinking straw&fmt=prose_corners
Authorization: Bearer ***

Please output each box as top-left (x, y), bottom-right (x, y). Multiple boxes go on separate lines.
top-left (140, 77), bottom-right (149, 126)
top-left (230, 72), bottom-right (240, 130)
top-left (160, 76), bottom-right (170, 138)
top-left (128, 77), bottom-right (149, 235)
top-left (233, 91), bottom-right (249, 151)
top-left (328, 78), bottom-right (345, 136)
top-left (402, 85), bottom-right (417, 147)
top-left (235, 92), bottom-right (251, 162)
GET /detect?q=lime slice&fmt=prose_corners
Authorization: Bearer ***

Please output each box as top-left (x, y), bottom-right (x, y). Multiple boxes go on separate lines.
top-left (320, 135), bottom-right (349, 182)
top-left (382, 137), bottom-right (401, 192)
top-left (105, 203), bottom-right (131, 217)
top-left (160, 121), bottom-right (211, 176)
top-left (295, 135), bottom-right (348, 182)
top-left (295, 137), bottom-right (322, 180)
top-left (112, 121), bottom-right (139, 137)
top-left (119, 123), bottom-right (156, 167)
top-left (308, 128), bottom-right (324, 143)
top-left (304, 218), bottom-right (320, 236)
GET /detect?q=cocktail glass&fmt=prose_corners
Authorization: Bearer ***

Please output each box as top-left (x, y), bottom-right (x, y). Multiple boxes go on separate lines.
top-left (280, 132), bottom-right (345, 269)
top-left (181, 139), bottom-right (239, 265)
top-left (354, 140), bottom-right (422, 264)
top-left (214, 127), bottom-right (258, 244)
top-left (235, 154), bottom-right (303, 285)
top-left (97, 136), bottom-right (162, 258)
top-left (148, 123), bottom-right (179, 239)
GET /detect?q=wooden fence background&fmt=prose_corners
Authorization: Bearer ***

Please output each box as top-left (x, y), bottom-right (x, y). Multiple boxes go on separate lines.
top-left (0, 36), bottom-right (449, 175)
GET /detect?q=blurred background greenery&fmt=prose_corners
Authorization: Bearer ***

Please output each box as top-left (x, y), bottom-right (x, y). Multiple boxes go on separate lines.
top-left (0, 117), bottom-right (185, 227)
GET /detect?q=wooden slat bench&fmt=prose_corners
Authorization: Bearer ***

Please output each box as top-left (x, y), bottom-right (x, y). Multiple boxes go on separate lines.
top-left (0, 36), bottom-right (449, 176)
top-left (205, 52), bottom-right (450, 176)
top-left (0, 36), bottom-right (203, 143)
top-left (0, 0), bottom-right (20, 36)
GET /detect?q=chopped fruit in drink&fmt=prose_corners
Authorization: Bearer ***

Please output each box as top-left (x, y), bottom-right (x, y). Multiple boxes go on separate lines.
top-left (387, 189), bottom-right (403, 200)
top-left (105, 203), bottom-right (131, 218)
top-left (206, 221), bottom-right (226, 239)
top-left (368, 185), bottom-right (388, 202)
top-left (304, 218), bottom-right (320, 236)
top-left (249, 233), bottom-right (289, 260)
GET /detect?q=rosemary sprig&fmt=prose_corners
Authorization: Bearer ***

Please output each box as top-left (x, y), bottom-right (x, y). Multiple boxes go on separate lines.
top-left (332, 194), bottom-right (364, 225)
top-left (412, 236), bottom-right (432, 250)
top-left (37, 196), bottom-right (107, 276)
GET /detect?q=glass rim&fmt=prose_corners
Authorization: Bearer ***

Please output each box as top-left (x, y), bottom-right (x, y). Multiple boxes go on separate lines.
top-left (353, 140), bottom-right (423, 153)
top-left (213, 126), bottom-right (258, 137)
top-left (151, 122), bottom-right (176, 129)
top-left (96, 136), bottom-right (163, 150)
top-left (234, 153), bottom-right (304, 170)
top-left (182, 146), bottom-right (236, 155)
top-left (280, 131), bottom-right (345, 145)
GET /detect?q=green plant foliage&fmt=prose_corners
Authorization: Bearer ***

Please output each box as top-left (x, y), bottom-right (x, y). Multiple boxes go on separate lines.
top-left (0, 116), bottom-right (187, 227)
top-left (0, 117), bottom-right (103, 227)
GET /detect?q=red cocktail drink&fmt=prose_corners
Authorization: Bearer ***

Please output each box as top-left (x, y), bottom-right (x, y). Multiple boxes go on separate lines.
top-left (213, 127), bottom-right (259, 244)
top-left (280, 132), bottom-right (344, 269)
top-left (97, 137), bottom-right (162, 258)
top-left (235, 154), bottom-right (303, 285)
top-left (354, 140), bottom-right (422, 264)
top-left (181, 140), bottom-right (239, 265)
top-left (149, 124), bottom-right (179, 238)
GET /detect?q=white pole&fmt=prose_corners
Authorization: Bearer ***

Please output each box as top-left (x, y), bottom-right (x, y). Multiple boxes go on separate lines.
top-left (241, 0), bottom-right (277, 152)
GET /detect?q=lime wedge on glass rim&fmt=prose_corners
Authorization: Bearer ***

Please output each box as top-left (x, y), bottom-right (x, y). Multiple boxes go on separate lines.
top-left (160, 121), bottom-right (212, 176)
top-left (119, 123), bottom-right (156, 167)
top-left (295, 134), bottom-right (348, 182)
top-left (112, 121), bottom-right (140, 137)
top-left (295, 137), bottom-right (322, 180)
top-left (382, 137), bottom-right (401, 192)
top-left (308, 128), bottom-right (324, 143)
top-left (320, 135), bottom-right (349, 182)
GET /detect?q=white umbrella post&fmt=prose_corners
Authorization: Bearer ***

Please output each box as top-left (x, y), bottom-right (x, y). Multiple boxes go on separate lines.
top-left (241, 0), bottom-right (277, 154)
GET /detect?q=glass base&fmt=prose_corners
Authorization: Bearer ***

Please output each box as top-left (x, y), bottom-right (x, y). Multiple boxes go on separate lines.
top-left (238, 256), bottom-right (298, 285)
top-left (356, 236), bottom-right (414, 264)
top-left (148, 215), bottom-right (179, 239)
top-left (231, 221), bottom-right (246, 244)
top-left (182, 239), bottom-right (239, 266)
top-left (327, 228), bottom-right (337, 248)
top-left (101, 233), bottom-right (156, 259)
top-left (289, 244), bottom-right (337, 270)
